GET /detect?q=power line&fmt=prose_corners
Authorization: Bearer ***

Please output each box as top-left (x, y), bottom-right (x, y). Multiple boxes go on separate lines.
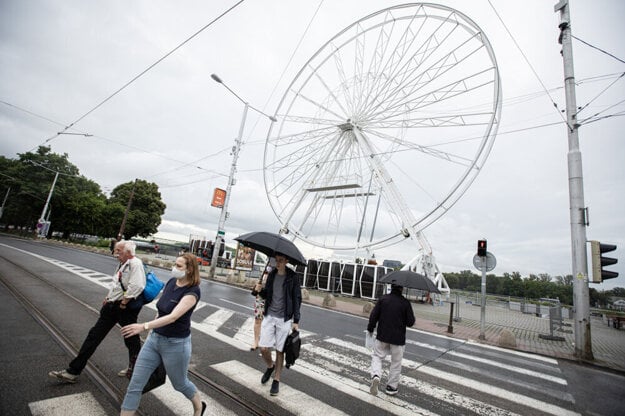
top-left (241, 0), bottom-right (325, 145)
top-left (30, 0), bottom-right (246, 152)
top-left (576, 72), bottom-right (625, 115)
top-left (572, 35), bottom-right (625, 65)
top-left (487, 0), bottom-right (568, 126)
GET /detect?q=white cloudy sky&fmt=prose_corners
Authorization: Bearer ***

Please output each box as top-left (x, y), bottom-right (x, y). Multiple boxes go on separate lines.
top-left (1, 0), bottom-right (624, 290)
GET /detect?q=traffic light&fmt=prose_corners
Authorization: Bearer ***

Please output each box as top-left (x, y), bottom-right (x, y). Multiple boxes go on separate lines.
top-left (477, 239), bottom-right (487, 257)
top-left (590, 240), bottom-right (618, 283)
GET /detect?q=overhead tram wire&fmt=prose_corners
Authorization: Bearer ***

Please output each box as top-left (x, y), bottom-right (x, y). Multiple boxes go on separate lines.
top-left (240, 0), bottom-right (325, 146)
top-left (572, 35), bottom-right (625, 65)
top-left (576, 72), bottom-right (625, 116)
top-left (29, 0), bottom-right (246, 152)
top-left (486, 0), bottom-right (568, 126)
top-left (2, 99), bottom-right (232, 185)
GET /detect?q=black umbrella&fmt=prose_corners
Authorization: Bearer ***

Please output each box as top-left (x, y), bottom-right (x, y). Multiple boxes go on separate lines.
top-left (378, 270), bottom-right (441, 294)
top-left (234, 231), bottom-right (307, 267)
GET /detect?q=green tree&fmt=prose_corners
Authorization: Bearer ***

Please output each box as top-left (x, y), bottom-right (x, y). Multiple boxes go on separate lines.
top-left (0, 147), bottom-right (105, 236)
top-left (108, 179), bottom-right (166, 239)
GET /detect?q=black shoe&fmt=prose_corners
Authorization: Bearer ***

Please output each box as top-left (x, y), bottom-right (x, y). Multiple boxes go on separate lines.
top-left (385, 385), bottom-right (398, 396)
top-left (270, 380), bottom-right (280, 396)
top-left (261, 366), bottom-right (275, 384)
top-left (201, 401), bottom-right (207, 416)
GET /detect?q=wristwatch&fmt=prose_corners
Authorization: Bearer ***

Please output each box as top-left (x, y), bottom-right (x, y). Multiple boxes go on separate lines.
top-left (143, 322), bottom-right (149, 331)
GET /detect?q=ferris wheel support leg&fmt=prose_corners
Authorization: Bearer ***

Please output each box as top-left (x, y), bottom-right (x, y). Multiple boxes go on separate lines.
top-left (401, 251), bottom-right (450, 296)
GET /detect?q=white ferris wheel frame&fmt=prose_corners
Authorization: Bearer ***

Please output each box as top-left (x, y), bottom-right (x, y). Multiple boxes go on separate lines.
top-left (264, 3), bottom-right (502, 274)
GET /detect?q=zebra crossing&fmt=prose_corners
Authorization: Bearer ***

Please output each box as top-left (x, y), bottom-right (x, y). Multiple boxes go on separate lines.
top-left (33, 254), bottom-right (580, 415)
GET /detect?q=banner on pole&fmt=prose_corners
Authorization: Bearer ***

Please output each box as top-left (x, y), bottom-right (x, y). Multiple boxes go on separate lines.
top-left (211, 188), bottom-right (226, 208)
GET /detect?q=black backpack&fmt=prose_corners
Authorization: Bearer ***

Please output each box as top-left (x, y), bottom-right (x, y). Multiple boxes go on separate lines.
top-left (283, 330), bottom-right (301, 368)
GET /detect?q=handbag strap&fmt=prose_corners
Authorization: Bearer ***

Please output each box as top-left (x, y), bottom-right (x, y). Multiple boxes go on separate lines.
top-left (117, 262), bottom-right (130, 292)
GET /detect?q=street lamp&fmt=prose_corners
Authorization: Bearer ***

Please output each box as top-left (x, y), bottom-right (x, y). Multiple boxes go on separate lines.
top-left (208, 74), bottom-right (277, 278)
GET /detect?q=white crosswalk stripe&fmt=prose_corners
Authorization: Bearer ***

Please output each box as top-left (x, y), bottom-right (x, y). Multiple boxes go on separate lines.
top-left (324, 337), bottom-right (578, 416)
top-left (29, 392), bottom-right (108, 415)
top-left (406, 339), bottom-right (567, 384)
top-left (302, 341), bottom-right (520, 416)
top-left (152, 378), bottom-right (238, 416)
top-left (212, 361), bottom-right (351, 416)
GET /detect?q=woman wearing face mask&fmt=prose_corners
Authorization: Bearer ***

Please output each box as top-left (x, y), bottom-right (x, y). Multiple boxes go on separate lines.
top-left (119, 253), bottom-right (206, 416)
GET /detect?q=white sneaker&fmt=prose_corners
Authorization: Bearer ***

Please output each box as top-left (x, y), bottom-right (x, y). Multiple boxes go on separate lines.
top-left (48, 370), bottom-right (78, 384)
top-left (117, 368), bottom-right (129, 377)
top-left (370, 375), bottom-right (380, 395)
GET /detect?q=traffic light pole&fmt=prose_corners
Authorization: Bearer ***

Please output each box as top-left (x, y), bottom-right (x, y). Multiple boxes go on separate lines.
top-left (555, 0), bottom-right (593, 360)
top-left (479, 258), bottom-right (486, 340)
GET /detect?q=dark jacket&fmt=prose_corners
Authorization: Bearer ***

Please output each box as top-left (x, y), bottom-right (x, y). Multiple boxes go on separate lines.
top-left (367, 288), bottom-right (415, 345)
top-left (254, 267), bottom-right (302, 324)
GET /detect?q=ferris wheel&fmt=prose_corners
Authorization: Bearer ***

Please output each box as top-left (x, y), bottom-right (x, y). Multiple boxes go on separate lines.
top-left (264, 3), bottom-right (501, 257)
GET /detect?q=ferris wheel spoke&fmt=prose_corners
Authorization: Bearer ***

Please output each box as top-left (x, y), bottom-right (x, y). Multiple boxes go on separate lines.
top-left (268, 124), bottom-right (336, 149)
top-left (279, 115), bottom-right (341, 129)
top-left (368, 32), bottom-right (483, 118)
top-left (309, 65), bottom-right (352, 117)
top-left (364, 128), bottom-right (476, 167)
top-left (288, 88), bottom-right (346, 121)
top-left (329, 44), bottom-right (357, 115)
top-left (370, 68), bottom-right (496, 123)
top-left (367, 111), bottom-right (496, 129)
top-left (363, 8), bottom-right (458, 111)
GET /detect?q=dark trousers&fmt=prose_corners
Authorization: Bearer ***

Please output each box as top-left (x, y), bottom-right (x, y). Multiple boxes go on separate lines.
top-left (68, 301), bottom-right (141, 375)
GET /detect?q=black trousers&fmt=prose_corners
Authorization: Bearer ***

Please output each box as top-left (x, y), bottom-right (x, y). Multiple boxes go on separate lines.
top-left (68, 301), bottom-right (141, 375)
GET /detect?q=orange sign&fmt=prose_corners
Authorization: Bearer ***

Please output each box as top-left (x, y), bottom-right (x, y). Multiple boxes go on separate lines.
top-left (211, 188), bottom-right (226, 208)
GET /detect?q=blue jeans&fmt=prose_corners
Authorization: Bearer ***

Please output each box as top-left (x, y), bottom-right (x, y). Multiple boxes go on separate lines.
top-left (121, 332), bottom-right (197, 411)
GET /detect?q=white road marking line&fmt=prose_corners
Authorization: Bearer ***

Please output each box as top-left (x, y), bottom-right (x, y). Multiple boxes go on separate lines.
top-left (302, 343), bottom-right (520, 416)
top-left (325, 338), bottom-right (580, 416)
top-left (29, 392), bottom-right (108, 416)
top-left (406, 339), bottom-right (567, 384)
top-left (212, 360), bottom-right (351, 416)
top-left (234, 316), bottom-right (255, 344)
top-left (151, 378), bottom-right (238, 416)
top-left (465, 339), bottom-right (560, 363)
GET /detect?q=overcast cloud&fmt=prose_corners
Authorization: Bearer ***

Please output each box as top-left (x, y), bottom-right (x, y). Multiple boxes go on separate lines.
top-left (1, 0), bottom-right (624, 290)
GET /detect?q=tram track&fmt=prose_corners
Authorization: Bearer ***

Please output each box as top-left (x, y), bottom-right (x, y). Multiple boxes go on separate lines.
top-left (0, 253), bottom-right (270, 416)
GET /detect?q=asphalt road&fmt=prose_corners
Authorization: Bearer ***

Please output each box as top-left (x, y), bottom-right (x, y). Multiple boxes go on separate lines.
top-left (1, 235), bottom-right (624, 415)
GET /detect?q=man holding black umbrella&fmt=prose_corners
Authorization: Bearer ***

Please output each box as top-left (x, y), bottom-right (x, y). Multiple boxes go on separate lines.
top-left (253, 253), bottom-right (302, 396)
top-left (367, 283), bottom-right (415, 396)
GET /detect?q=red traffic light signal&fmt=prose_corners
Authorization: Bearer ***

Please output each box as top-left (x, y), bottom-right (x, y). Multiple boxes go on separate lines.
top-left (477, 239), bottom-right (487, 257)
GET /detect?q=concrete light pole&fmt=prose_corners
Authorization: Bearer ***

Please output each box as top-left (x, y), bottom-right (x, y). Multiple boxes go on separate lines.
top-left (208, 74), bottom-right (277, 278)
top-left (36, 171), bottom-right (59, 238)
top-left (555, 0), bottom-right (593, 360)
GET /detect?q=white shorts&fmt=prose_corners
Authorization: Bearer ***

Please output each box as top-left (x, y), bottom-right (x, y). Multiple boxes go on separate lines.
top-left (259, 314), bottom-right (292, 352)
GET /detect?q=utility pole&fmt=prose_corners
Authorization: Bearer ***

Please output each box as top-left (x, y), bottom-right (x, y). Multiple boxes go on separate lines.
top-left (555, 0), bottom-right (593, 360)
top-left (209, 103), bottom-right (248, 278)
top-left (0, 187), bottom-right (10, 220)
top-left (36, 171), bottom-right (59, 238)
top-left (208, 73), bottom-right (277, 278)
top-left (118, 179), bottom-right (137, 240)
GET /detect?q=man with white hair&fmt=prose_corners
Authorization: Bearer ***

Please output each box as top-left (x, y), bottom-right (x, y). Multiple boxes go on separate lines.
top-left (49, 240), bottom-right (146, 383)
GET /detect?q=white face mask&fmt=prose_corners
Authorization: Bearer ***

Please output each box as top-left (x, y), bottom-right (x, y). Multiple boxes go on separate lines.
top-left (171, 266), bottom-right (186, 279)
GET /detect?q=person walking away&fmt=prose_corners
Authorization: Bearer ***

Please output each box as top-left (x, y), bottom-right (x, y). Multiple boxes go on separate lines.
top-left (48, 240), bottom-right (146, 383)
top-left (367, 284), bottom-right (415, 396)
top-left (119, 253), bottom-right (205, 416)
top-left (255, 254), bottom-right (302, 396)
